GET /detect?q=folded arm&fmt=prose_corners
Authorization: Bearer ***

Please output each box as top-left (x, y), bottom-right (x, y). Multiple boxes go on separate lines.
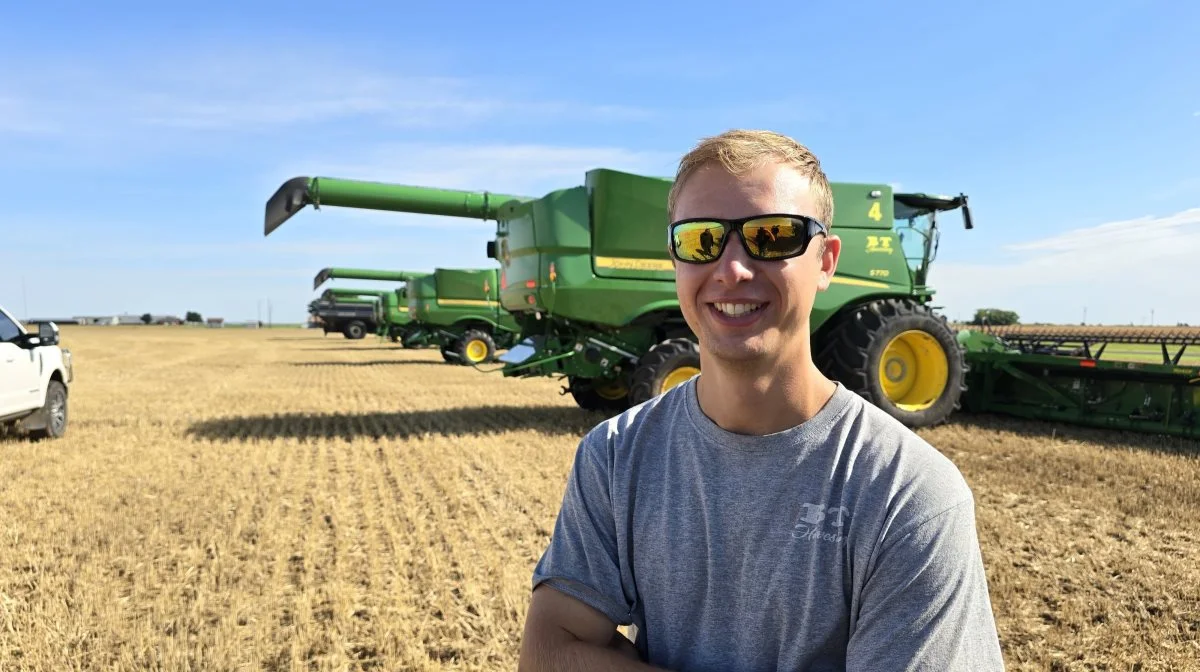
top-left (518, 583), bottom-right (666, 671)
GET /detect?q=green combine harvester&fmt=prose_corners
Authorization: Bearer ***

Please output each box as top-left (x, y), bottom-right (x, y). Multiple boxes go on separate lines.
top-left (263, 177), bottom-right (523, 364)
top-left (488, 169), bottom-right (976, 425)
top-left (404, 267), bottom-right (521, 364)
top-left (263, 170), bottom-right (1199, 439)
top-left (312, 267), bottom-right (431, 346)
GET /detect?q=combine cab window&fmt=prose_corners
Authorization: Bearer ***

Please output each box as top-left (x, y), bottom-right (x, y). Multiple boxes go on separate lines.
top-left (895, 214), bottom-right (930, 262)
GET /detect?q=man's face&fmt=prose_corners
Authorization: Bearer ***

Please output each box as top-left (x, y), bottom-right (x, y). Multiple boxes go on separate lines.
top-left (670, 160), bottom-right (840, 369)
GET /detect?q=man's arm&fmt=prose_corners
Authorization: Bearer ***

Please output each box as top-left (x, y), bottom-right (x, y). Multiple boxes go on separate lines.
top-left (846, 497), bottom-right (1006, 671)
top-left (519, 425), bottom-right (666, 671)
top-left (518, 584), bottom-right (666, 671)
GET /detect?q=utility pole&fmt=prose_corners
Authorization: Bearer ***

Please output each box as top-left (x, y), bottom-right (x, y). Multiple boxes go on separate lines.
top-left (268, 299), bottom-right (273, 327)
top-left (1082, 306), bottom-right (1086, 325)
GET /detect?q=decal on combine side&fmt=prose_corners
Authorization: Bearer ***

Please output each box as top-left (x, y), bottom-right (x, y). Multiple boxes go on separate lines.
top-left (867, 201), bottom-right (883, 222)
top-left (866, 236), bottom-right (893, 254)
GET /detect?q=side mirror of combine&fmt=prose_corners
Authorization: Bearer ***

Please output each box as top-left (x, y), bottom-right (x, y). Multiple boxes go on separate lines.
top-left (486, 241), bottom-right (496, 259)
top-left (962, 205), bottom-right (973, 230)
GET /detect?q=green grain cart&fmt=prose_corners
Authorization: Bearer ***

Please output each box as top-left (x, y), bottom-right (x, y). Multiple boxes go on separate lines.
top-left (405, 267), bottom-right (521, 365)
top-left (313, 267), bottom-right (431, 346)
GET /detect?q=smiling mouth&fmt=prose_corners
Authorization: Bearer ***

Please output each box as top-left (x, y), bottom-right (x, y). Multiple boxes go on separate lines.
top-left (710, 301), bottom-right (766, 317)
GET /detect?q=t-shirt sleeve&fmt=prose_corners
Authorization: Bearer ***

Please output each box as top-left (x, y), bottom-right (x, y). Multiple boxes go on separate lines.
top-left (531, 426), bottom-right (634, 626)
top-left (846, 496), bottom-right (1006, 671)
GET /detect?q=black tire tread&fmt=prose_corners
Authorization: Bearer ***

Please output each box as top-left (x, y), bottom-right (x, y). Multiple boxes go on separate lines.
top-left (629, 338), bottom-right (701, 407)
top-left (457, 329), bottom-right (496, 365)
top-left (813, 298), bottom-right (967, 428)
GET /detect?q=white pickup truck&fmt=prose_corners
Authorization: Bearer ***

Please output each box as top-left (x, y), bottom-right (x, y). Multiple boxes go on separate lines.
top-left (0, 304), bottom-right (72, 440)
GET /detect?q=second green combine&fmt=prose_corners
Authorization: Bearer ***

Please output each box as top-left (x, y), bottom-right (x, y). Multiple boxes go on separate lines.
top-left (265, 177), bottom-right (522, 364)
top-left (313, 267), bottom-right (431, 346)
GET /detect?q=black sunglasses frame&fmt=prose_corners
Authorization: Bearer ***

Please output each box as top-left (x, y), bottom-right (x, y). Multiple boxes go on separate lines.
top-left (667, 213), bottom-right (828, 264)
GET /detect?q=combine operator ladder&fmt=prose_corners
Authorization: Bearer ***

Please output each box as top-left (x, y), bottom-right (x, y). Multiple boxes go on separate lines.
top-left (959, 325), bottom-right (1200, 438)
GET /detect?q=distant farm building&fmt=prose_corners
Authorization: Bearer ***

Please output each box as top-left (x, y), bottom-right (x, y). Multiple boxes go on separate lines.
top-left (206, 317), bottom-right (225, 328)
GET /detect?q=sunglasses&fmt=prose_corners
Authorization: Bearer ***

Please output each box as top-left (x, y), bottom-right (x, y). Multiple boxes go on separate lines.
top-left (668, 214), bottom-right (828, 264)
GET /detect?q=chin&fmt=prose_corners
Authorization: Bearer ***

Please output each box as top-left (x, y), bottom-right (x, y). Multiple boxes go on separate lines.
top-left (701, 337), bottom-right (773, 364)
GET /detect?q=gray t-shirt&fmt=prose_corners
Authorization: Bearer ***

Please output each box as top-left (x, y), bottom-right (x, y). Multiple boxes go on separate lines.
top-left (532, 377), bottom-right (1005, 671)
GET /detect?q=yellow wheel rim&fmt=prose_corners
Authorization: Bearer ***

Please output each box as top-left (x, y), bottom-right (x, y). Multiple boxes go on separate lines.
top-left (465, 339), bottom-right (488, 362)
top-left (594, 379), bottom-right (628, 400)
top-left (660, 366), bottom-right (700, 394)
top-left (878, 330), bottom-right (948, 411)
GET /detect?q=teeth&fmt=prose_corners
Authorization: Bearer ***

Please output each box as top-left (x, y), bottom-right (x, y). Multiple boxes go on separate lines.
top-left (713, 302), bottom-right (764, 317)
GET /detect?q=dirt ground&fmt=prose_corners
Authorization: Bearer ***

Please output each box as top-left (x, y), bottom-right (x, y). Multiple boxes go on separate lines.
top-left (1, 326), bottom-right (1197, 670)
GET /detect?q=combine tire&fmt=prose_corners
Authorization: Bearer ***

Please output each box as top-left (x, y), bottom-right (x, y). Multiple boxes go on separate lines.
top-left (628, 338), bottom-right (701, 406)
top-left (457, 330), bottom-right (495, 365)
top-left (567, 376), bottom-right (632, 414)
top-left (343, 320), bottom-right (367, 340)
top-left (814, 298), bottom-right (965, 428)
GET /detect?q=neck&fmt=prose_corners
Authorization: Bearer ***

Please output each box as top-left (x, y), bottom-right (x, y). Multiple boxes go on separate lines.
top-left (695, 346), bottom-right (837, 436)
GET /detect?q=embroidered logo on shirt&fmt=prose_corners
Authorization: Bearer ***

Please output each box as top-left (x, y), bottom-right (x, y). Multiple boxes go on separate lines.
top-left (792, 503), bottom-right (849, 543)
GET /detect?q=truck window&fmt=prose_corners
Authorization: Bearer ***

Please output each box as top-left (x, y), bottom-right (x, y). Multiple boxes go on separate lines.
top-left (0, 313), bottom-right (21, 342)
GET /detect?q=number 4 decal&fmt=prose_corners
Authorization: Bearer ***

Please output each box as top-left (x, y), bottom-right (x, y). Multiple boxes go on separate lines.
top-left (867, 201), bottom-right (882, 222)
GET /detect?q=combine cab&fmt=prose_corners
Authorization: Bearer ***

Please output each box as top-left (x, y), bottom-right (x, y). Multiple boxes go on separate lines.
top-left (406, 268), bottom-right (521, 365)
top-left (494, 168), bottom-right (974, 428)
top-left (313, 267), bottom-right (431, 346)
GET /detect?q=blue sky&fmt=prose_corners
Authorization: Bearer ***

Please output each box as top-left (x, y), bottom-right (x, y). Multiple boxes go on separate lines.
top-left (3, 0), bottom-right (1199, 326)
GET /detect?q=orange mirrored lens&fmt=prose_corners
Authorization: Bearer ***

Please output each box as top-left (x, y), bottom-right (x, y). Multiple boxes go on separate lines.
top-left (672, 221), bottom-right (726, 261)
top-left (742, 216), bottom-right (802, 258)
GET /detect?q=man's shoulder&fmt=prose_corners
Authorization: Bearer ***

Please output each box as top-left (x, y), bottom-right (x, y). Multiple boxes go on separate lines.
top-left (576, 378), bottom-right (693, 455)
top-left (834, 389), bottom-right (976, 531)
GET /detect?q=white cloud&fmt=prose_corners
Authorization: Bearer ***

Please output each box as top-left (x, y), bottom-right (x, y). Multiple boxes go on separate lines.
top-left (0, 48), bottom-right (653, 163)
top-left (927, 207), bottom-right (1200, 325)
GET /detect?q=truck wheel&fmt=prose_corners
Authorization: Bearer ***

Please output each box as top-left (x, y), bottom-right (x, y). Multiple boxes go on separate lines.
top-left (628, 338), bottom-right (701, 406)
top-left (29, 380), bottom-right (68, 440)
top-left (814, 298), bottom-right (966, 428)
top-left (343, 321), bottom-right (367, 340)
top-left (457, 330), bottom-right (496, 365)
top-left (568, 376), bottom-right (631, 414)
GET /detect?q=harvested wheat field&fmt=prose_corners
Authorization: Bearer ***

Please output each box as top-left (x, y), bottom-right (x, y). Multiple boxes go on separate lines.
top-left (2, 326), bottom-right (1198, 671)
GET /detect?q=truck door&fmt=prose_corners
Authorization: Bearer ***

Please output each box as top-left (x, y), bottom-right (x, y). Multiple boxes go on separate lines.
top-left (0, 313), bottom-right (40, 416)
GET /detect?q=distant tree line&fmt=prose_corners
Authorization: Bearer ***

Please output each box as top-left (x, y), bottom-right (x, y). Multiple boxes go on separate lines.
top-left (968, 308), bottom-right (1019, 326)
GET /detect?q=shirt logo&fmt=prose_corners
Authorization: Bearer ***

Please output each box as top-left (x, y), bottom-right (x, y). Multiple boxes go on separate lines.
top-left (792, 503), bottom-right (848, 543)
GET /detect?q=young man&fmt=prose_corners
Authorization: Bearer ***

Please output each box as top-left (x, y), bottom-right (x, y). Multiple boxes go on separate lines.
top-left (518, 130), bottom-right (1005, 671)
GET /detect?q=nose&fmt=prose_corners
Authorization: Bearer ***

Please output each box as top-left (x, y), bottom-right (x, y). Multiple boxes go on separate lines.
top-left (712, 232), bottom-right (754, 285)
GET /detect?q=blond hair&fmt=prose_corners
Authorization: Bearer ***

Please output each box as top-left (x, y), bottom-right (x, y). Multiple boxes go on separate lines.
top-left (667, 129), bottom-right (834, 226)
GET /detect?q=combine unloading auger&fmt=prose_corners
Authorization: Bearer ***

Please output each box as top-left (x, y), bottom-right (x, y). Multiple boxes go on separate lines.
top-left (958, 325), bottom-right (1200, 438)
top-left (264, 176), bottom-right (529, 236)
top-left (261, 176), bottom-right (530, 357)
top-left (312, 267), bottom-right (430, 292)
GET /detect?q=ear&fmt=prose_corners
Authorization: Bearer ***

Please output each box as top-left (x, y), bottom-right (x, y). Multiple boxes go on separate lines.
top-left (815, 234), bottom-right (841, 291)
